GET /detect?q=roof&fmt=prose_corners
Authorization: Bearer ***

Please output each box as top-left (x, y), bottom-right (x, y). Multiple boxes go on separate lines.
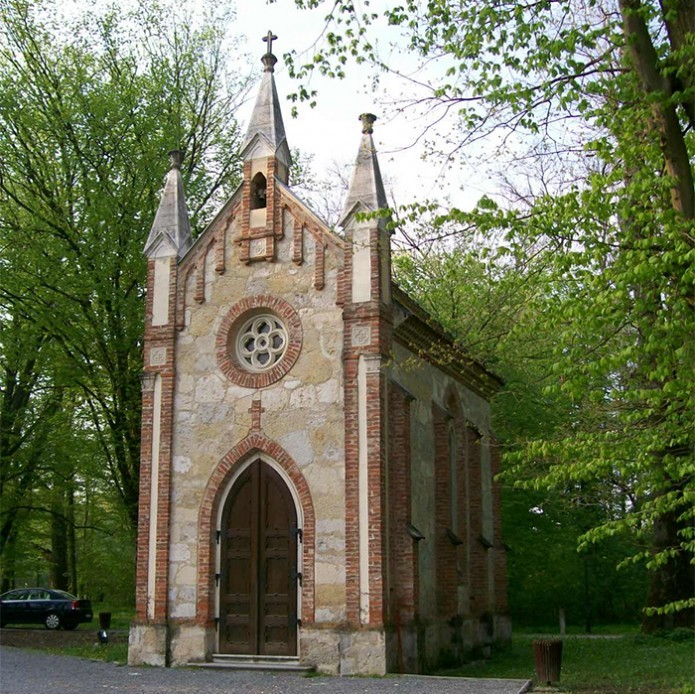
top-left (143, 150), bottom-right (192, 259)
top-left (240, 49), bottom-right (292, 168)
top-left (391, 284), bottom-right (504, 399)
top-left (339, 114), bottom-right (388, 227)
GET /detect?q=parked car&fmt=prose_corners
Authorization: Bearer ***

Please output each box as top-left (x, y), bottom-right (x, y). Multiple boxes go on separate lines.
top-left (0, 588), bottom-right (93, 630)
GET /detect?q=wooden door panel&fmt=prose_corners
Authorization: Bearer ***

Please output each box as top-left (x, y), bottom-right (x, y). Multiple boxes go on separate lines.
top-left (220, 467), bottom-right (257, 654)
top-left (258, 464), bottom-right (297, 655)
top-left (220, 461), bottom-right (297, 656)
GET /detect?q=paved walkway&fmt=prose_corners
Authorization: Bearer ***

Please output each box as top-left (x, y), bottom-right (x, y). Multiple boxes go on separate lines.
top-left (0, 647), bottom-right (532, 694)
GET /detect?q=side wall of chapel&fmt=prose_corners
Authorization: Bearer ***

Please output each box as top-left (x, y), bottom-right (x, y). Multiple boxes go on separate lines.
top-left (384, 341), bottom-right (511, 672)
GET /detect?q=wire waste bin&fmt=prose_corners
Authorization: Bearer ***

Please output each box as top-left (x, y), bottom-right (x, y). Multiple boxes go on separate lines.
top-left (98, 612), bottom-right (111, 644)
top-left (533, 639), bottom-right (563, 685)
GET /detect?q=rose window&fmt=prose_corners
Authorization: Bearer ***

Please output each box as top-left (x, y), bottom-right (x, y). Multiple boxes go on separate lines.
top-left (236, 315), bottom-right (288, 372)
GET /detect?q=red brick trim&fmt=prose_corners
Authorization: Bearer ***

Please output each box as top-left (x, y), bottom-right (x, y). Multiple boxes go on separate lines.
top-left (490, 437), bottom-right (509, 613)
top-left (292, 218), bottom-right (303, 265)
top-left (215, 295), bottom-right (302, 388)
top-left (135, 257), bottom-right (178, 624)
top-left (387, 384), bottom-right (416, 624)
top-left (314, 242), bottom-right (326, 290)
top-left (466, 425), bottom-right (488, 616)
top-left (433, 404), bottom-right (457, 619)
top-left (196, 432), bottom-right (316, 625)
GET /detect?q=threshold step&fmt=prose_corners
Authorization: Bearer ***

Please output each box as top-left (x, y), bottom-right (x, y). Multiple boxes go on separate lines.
top-left (190, 654), bottom-right (314, 672)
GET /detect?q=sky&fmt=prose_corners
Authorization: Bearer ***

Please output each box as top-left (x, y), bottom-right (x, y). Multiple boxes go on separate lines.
top-left (230, 0), bottom-right (492, 212)
top-left (56, 0), bottom-right (493, 214)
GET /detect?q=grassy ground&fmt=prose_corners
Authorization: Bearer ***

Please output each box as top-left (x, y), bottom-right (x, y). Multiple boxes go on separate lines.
top-left (1, 603), bottom-right (134, 665)
top-left (443, 630), bottom-right (695, 693)
top-left (90, 603), bottom-right (135, 630)
top-left (9, 613), bottom-right (693, 691)
top-left (55, 602), bottom-right (133, 663)
top-left (43, 641), bottom-right (130, 664)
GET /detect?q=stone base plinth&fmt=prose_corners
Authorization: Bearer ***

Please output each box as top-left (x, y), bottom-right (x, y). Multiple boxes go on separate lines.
top-left (128, 623), bottom-right (168, 667)
top-left (300, 625), bottom-right (386, 675)
top-left (169, 622), bottom-right (216, 666)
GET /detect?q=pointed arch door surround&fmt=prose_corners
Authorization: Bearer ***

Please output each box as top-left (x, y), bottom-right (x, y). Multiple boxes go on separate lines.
top-left (218, 459), bottom-right (299, 655)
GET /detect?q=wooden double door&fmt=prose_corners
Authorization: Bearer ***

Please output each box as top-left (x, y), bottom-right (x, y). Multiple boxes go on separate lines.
top-left (219, 460), bottom-right (298, 655)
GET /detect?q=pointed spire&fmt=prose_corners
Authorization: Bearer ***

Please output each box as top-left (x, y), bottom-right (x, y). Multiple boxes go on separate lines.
top-left (240, 31), bottom-right (292, 169)
top-left (339, 114), bottom-right (388, 227)
top-left (144, 150), bottom-right (192, 259)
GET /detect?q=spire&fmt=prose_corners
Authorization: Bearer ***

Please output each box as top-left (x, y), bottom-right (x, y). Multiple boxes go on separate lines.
top-left (144, 150), bottom-right (192, 259)
top-left (339, 114), bottom-right (388, 227)
top-left (240, 31), bottom-right (292, 169)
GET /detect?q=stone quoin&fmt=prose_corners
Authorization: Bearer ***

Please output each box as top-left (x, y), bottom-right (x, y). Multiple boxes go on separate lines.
top-left (129, 31), bottom-right (510, 674)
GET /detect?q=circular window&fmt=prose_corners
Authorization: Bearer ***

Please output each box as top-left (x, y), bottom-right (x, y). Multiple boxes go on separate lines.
top-left (216, 296), bottom-right (302, 388)
top-left (236, 315), bottom-right (288, 371)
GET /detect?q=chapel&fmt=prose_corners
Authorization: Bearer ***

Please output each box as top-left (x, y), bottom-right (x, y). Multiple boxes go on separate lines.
top-left (128, 34), bottom-right (510, 675)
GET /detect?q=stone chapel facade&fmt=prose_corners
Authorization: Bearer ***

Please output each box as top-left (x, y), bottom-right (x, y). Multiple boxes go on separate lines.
top-left (128, 39), bottom-right (510, 675)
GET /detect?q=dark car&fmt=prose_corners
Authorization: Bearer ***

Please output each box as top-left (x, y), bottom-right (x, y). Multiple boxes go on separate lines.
top-left (0, 588), bottom-right (93, 630)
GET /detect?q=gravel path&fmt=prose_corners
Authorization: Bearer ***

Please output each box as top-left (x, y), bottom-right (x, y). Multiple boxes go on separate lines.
top-left (0, 647), bottom-right (531, 694)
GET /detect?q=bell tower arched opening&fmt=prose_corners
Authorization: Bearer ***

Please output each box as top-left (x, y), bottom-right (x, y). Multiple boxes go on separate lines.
top-left (250, 172), bottom-right (267, 209)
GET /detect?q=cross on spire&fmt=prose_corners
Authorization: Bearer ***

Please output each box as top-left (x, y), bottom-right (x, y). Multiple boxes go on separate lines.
top-left (263, 30), bottom-right (277, 56)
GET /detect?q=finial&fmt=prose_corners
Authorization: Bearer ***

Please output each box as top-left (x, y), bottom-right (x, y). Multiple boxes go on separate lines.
top-left (360, 113), bottom-right (377, 134)
top-left (261, 30), bottom-right (278, 73)
top-left (263, 30), bottom-right (277, 55)
top-left (168, 149), bottom-right (183, 170)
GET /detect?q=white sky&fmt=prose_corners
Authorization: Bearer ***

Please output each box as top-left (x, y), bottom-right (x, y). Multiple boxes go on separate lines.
top-left (231, 0), bottom-right (492, 211)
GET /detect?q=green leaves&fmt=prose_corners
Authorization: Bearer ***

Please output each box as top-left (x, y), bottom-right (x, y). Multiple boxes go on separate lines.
top-left (0, 0), bottom-right (247, 589)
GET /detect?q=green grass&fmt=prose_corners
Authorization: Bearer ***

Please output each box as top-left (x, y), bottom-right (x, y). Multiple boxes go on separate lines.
top-left (41, 642), bottom-right (129, 664)
top-left (444, 631), bottom-right (695, 693)
top-left (89, 603), bottom-right (135, 630)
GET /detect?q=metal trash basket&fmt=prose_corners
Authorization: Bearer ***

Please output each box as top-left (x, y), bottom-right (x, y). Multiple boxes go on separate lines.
top-left (98, 612), bottom-right (112, 630)
top-left (533, 639), bottom-right (563, 684)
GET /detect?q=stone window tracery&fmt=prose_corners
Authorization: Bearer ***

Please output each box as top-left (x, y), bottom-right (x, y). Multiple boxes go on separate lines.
top-left (236, 314), bottom-right (288, 371)
top-left (216, 295), bottom-right (302, 388)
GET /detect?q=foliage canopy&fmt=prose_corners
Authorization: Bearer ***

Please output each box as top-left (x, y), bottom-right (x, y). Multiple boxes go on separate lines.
top-left (288, 0), bottom-right (695, 625)
top-left (0, 0), bottom-right (248, 592)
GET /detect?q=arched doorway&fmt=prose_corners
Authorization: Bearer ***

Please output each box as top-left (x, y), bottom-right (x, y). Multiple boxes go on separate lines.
top-left (218, 459), bottom-right (298, 655)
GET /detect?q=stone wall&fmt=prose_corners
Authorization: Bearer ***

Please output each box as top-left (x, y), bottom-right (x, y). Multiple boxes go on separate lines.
top-left (385, 340), bottom-right (509, 671)
top-left (167, 205), bottom-right (348, 661)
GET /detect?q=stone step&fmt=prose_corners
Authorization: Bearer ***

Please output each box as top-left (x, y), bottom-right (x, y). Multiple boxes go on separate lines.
top-left (189, 654), bottom-right (314, 672)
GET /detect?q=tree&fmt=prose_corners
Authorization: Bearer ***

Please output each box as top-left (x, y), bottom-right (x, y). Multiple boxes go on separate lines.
top-left (0, 0), bottom-right (249, 587)
top-left (289, 0), bottom-right (694, 626)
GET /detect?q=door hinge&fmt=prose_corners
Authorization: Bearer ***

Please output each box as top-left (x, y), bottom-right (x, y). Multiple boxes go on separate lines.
top-left (293, 571), bottom-right (303, 586)
top-left (216, 529), bottom-right (221, 544)
top-left (215, 573), bottom-right (220, 586)
top-left (292, 526), bottom-right (303, 542)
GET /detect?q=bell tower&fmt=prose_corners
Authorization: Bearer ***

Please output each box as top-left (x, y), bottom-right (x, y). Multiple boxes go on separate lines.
top-left (237, 31), bottom-right (292, 263)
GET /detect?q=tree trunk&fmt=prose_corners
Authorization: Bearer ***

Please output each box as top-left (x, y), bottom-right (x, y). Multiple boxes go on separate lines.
top-left (620, 0), bottom-right (695, 219)
top-left (67, 484), bottom-right (78, 594)
top-left (642, 509), bottom-right (695, 632)
top-left (50, 490), bottom-right (69, 592)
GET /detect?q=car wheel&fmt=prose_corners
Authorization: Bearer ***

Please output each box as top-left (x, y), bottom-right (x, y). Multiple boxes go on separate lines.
top-left (45, 612), bottom-right (61, 630)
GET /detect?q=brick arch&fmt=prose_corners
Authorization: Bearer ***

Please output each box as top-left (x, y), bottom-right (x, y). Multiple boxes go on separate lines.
top-left (196, 432), bottom-right (315, 626)
top-left (443, 384), bottom-right (463, 418)
top-left (215, 295), bottom-right (302, 388)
